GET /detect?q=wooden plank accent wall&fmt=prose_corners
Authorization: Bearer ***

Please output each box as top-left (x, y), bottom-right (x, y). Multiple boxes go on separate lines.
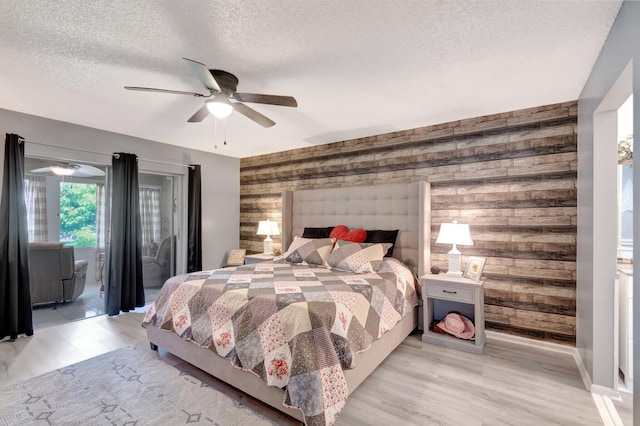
top-left (240, 100), bottom-right (577, 345)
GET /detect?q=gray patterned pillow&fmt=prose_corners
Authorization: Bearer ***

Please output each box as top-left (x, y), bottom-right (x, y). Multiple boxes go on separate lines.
top-left (326, 240), bottom-right (392, 273)
top-left (275, 237), bottom-right (335, 265)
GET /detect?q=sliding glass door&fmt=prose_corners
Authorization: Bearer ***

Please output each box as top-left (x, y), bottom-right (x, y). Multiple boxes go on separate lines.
top-left (139, 172), bottom-right (179, 299)
top-left (24, 155), bottom-right (183, 322)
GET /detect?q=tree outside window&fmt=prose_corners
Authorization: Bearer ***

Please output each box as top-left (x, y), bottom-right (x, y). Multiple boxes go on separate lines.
top-left (60, 182), bottom-right (97, 247)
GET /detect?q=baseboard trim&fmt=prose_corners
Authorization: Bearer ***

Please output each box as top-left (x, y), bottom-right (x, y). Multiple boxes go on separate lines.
top-left (485, 330), bottom-right (575, 355)
top-left (486, 331), bottom-right (623, 426)
top-left (572, 347), bottom-right (593, 392)
top-left (485, 331), bottom-right (617, 392)
top-left (591, 384), bottom-right (621, 397)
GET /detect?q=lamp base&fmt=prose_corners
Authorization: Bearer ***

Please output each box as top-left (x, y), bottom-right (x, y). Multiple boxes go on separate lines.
top-left (446, 245), bottom-right (463, 276)
top-left (263, 237), bottom-right (273, 255)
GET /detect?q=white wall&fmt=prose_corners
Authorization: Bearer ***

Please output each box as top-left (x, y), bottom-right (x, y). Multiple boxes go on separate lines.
top-left (577, 0), bottom-right (639, 413)
top-left (0, 107), bottom-right (240, 271)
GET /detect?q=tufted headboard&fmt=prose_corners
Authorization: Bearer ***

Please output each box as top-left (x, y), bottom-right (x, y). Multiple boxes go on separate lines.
top-left (281, 181), bottom-right (430, 277)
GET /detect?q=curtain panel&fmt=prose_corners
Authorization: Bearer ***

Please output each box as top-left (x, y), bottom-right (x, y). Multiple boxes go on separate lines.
top-left (95, 182), bottom-right (106, 282)
top-left (139, 186), bottom-right (161, 256)
top-left (106, 153), bottom-right (144, 315)
top-left (0, 134), bottom-right (33, 340)
top-left (187, 164), bottom-right (202, 273)
top-left (24, 175), bottom-right (48, 242)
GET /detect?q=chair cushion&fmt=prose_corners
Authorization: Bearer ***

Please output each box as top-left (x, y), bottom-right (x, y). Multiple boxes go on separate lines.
top-left (156, 236), bottom-right (174, 268)
top-left (59, 246), bottom-right (75, 279)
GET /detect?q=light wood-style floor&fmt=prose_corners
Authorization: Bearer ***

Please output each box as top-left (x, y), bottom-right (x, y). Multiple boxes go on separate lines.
top-left (0, 311), bottom-right (607, 425)
top-left (30, 282), bottom-right (162, 331)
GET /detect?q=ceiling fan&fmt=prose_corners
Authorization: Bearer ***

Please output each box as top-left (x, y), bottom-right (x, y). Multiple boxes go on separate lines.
top-left (125, 58), bottom-right (298, 128)
top-left (31, 162), bottom-right (105, 178)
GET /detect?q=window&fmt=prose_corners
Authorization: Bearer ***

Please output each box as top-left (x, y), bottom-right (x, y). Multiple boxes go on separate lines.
top-left (59, 182), bottom-right (97, 248)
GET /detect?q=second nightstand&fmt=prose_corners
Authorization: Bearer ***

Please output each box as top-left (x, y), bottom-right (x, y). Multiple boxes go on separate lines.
top-left (422, 274), bottom-right (485, 354)
top-left (244, 253), bottom-right (275, 264)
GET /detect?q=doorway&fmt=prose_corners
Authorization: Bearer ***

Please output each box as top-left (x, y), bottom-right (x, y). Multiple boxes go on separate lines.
top-left (24, 157), bottom-right (109, 328)
top-left (617, 95), bottom-right (633, 395)
top-left (24, 156), bottom-right (183, 329)
top-left (590, 61), bottom-right (634, 424)
top-left (139, 172), bottom-right (179, 303)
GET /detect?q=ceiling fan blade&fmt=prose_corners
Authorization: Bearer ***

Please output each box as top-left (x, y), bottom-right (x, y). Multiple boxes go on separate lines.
top-left (182, 58), bottom-right (222, 93)
top-left (124, 86), bottom-right (207, 97)
top-left (233, 93), bottom-right (297, 108)
top-left (30, 166), bottom-right (54, 173)
top-left (71, 164), bottom-right (106, 178)
top-left (234, 103), bottom-right (276, 128)
top-left (187, 105), bottom-right (210, 123)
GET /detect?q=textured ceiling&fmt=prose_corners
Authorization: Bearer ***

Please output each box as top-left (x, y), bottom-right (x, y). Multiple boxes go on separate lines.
top-left (0, 1), bottom-right (622, 158)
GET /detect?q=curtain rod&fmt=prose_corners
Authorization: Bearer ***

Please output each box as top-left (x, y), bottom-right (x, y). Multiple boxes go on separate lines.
top-left (25, 139), bottom-right (196, 169)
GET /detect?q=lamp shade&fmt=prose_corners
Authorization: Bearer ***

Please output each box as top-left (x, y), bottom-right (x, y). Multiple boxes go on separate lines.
top-left (257, 220), bottom-right (279, 236)
top-left (206, 98), bottom-right (234, 118)
top-left (435, 221), bottom-right (473, 246)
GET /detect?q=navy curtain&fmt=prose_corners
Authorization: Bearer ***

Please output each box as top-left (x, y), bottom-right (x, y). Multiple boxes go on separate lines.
top-left (187, 164), bottom-right (202, 272)
top-left (0, 133), bottom-right (33, 340)
top-left (106, 153), bottom-right (144, 315)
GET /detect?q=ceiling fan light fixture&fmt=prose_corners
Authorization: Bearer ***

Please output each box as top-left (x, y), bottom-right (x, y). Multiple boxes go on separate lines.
top-left (126, 59), bottom-right (296, 127)
top-left (51, 166), bottom-right (74, 176)
top-left (206, 98), bottom-right (234, 118)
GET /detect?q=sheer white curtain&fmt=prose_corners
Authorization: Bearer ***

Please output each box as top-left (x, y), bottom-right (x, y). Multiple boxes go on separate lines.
top-left (95, 183), bottom-right (106, 281)
top-left (24, 175), bottom-right (48, 242)
top-left (139, 187), bottom-right (161, 256)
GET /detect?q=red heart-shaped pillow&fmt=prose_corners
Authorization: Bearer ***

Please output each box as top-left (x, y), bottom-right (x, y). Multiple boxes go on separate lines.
top-left (330, 225), bottom-right (367, 243)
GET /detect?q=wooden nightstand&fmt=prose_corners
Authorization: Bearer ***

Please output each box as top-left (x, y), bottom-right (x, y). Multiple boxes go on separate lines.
top-left (422, 274), bottom-right (485, 354)
top-left (244, 253), bottom-right (275, 264)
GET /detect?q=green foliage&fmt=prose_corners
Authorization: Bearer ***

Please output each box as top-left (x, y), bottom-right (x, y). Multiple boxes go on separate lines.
top-left (73, 225), bottom-right (98, 247)
top-left (619, 134), bottom-right (633, 166)
top-left (60, 183), bottom-right (97, 247)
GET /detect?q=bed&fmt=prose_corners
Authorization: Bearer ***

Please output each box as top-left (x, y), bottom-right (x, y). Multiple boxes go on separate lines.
top-left (143, 181), bottom-right (430, 425)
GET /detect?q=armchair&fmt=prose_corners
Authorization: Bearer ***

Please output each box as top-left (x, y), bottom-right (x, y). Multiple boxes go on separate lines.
top-left (28, 243), bottom-right (88, 305)
top-left (142, 235), bottom-right (175, 288)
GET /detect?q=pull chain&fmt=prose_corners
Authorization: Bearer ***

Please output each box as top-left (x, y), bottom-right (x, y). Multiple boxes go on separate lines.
top-left (214, 117), bottom-right (218, 149)
top-left (214, 118), bottom-right (228, 148)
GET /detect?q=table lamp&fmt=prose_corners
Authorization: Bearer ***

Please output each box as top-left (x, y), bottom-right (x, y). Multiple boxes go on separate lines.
top-left (435, 220), bottom-right (473, 276)
top-left (257, 220), bottom-right (280, 255)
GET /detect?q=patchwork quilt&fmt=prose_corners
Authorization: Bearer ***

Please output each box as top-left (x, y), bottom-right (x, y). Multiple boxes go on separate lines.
top-left (142, 258), bottom-right (418, 426)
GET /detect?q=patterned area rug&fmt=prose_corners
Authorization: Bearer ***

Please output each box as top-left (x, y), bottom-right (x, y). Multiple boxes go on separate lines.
top-left (0, 346), bottom-right (277, 425)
